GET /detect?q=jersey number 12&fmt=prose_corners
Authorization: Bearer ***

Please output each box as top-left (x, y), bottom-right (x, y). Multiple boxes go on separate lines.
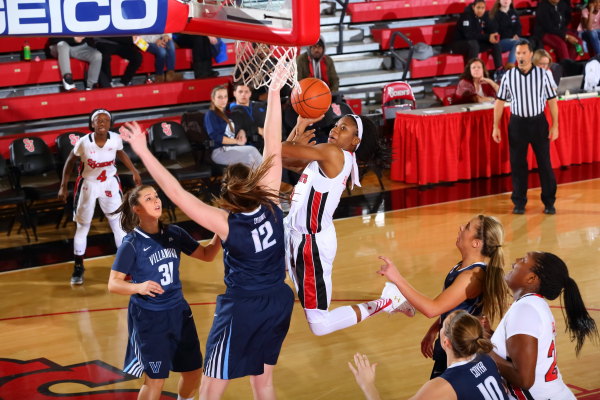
top-left (251, 221), bottom-right (276, 253)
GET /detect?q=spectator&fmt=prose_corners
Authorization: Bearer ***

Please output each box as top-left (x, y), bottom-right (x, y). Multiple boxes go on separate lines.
top-left (579, 0), bottom-right (600, 56)
top-left (229, 82), bottom-right (267, 151)
top-left (533, 49), bottom-right (560, 89)
top-left (204, 84), bottom-right (263, 167)
top-left (451, 0), bottom-right (503, 72)
top-left (94, 36), bottom-right (142, 87)
top-left (349, 311), bottom-right (508, 400)
top-left (139, 34), bottom-right (182, 83)
top-left (172, 34), bottom-right (219, 78)
top-left (47, 37), bottom-right (102, 91)
top-left (296, 37), bottom-right (340, 92)
top-left (489, 0), bottom-right (522, 66)
top-left (535, 0), bottom-right (583, 62)
top-left (454, 58), bottom-right (499, 104)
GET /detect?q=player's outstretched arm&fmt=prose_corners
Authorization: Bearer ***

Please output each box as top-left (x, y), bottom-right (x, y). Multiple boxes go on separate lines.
top-left (260, 61), bottom-right (288, 195)
top-left (377, 255), bottom-right (482, 318)
top-left (190, 233), bottom-right (221, 262)
top-left (119, 121), bottom-right (230, 240)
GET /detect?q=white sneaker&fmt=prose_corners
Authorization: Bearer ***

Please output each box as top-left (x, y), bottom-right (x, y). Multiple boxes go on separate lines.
top-left (381, 282), bottom-right (415, 317)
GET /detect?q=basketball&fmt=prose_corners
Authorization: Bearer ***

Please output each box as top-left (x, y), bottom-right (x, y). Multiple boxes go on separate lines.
top-left (290, 78), bottom-right (332, 118)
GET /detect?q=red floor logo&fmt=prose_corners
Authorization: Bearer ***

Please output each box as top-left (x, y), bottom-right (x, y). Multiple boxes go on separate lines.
top-left (0, 358), bottom-right (175, 399)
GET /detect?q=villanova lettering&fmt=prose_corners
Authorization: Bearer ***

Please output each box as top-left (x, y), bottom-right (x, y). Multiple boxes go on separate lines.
top-left (469, 361), bottom-right (487, 378)
top-left (0, 0), bottom-right (163, 36)
top-left (149, 248), bottom-right (177, 265)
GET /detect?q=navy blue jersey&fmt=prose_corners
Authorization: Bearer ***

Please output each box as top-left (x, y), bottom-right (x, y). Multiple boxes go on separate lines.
top-left (222, 204), bottom-right (286, 292)
top-left (112, 225), bottom-right (199, 311)
top-left (440, 353), bottom-right (508, 400)
top-left (440, 261), bottom-right (486, 324)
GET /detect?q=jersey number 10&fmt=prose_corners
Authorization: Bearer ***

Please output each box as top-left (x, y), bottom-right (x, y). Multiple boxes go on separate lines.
top-left (251, 221), bottom-right (277, 253)
top-left (476, 376), bottom-right (505, 400)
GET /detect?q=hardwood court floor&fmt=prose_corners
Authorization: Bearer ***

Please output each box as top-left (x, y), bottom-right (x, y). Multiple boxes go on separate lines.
top-left (1, 179), bottom-right (600, 399)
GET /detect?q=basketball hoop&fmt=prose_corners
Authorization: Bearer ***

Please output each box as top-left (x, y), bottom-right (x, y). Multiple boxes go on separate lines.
top-left (233, 41), bottom-right (298, 90)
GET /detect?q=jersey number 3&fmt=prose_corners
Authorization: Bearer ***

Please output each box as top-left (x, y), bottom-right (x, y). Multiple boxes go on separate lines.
top-left (251, 221), bottom-right (276, 253)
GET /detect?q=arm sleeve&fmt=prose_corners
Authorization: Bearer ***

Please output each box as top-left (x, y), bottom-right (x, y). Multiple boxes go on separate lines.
top-left (514, 11), bottom-right (522, 37)
top-left (485, 13), bottom-right (499, 34)
top-left (504, 302), bottom-right (543, 339)
top-left (325, 56), bottom-right (340, 92)
top-left (174, 225), bottom-right (200, 256)
top-left (296, 53), bottom-right (309, 81)
top-left (204, 111), bottom-right (225, 146)
top-left (455, 79), bottom-right (477, 103)
top-left (497, 73), bottom-right (510, 101)
top-left (112, 240), bottom-right (136, 274)
top-left (542, 69), bottom-right (557, 100)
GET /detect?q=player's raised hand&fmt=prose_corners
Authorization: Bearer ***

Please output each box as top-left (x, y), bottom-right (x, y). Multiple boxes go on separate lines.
top-left (294, 128), bottom-right (317, 146)
top-left (136, 280), bottom-right (164, 297)
top-left (120, 121), bottom-right (148, 154)
top-left (377, 255), bottom-right (403, 283)
top-left (348, 353), bottom-right (380, 399)
top-left (269, 59), bottom-right (292, 92)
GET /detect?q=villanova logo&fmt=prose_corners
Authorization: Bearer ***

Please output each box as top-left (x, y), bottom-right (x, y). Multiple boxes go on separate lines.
top-left (149, 361), bottom-right (162, 374)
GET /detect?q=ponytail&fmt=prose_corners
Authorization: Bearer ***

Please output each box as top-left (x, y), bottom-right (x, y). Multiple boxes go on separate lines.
top-left (213, 156), bottom-right (286, 213)
top-left (533, 252), bottom-right (599, 356)
top-left (445, 310), bottom-right (494, 357)
top-left (477, 215), bottom-right (510, 323)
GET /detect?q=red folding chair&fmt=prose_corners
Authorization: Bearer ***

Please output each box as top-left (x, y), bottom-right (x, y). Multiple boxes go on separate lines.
top-left (382, 81), bottom-right (416, 119)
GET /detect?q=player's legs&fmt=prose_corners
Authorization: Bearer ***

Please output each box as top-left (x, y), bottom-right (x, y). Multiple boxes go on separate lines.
top-left (199, 375), bottom-right (229, 400)
top-left (138, 376), bottom-right (165, 400)
top-left (178, 368), bottom-right (202, 399)
top-left (98, 177), bottom-right (126, 247)
top-left (249, 364), bottom-right (276, 400)
top-left (71, 179), bottom-right (98, 284)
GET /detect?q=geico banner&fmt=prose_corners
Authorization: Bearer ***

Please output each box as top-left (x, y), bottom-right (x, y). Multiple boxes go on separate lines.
top-left (0, 0), bottom-right (170, 36)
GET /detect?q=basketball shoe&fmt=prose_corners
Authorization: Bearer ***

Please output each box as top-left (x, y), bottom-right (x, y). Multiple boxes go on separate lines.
top-left (381, 282), bottom-right (415, 317)
top-left (70, 262), bottom-right (84, 285)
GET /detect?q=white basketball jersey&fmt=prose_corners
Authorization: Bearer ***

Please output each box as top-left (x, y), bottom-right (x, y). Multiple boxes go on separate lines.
top-left (286, 150), bottom-right (352, 235)
top-left (491, 294), bottom-right (574, 400)
top-left (74, 131), bottom-right (123, 182)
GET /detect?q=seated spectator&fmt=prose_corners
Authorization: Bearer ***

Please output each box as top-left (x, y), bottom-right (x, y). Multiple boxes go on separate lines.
top-left (349, 310), bottom-right (508, 400)
top-left (583, 55), bottom-right (600, 91)
top-left (533, 49), bottom-right (560, 89)
top-left (454, 58), bottom-right (499, 104)
top-left (47, 37), bottom-right (102, 91)
top-left (451, 0), bottom-right (503, 73)
top-left (489, 0), bottom-right (521, 66)
top-left (172, 34), bottom-right (218, 78)
top-left (535, 0), bottom-right (583, 62)
top-left (229, 82), bottom-right (267, 151)
top-left (296, 37), bottom-right (340, 93)
top-left (139, 34), bottom-right (182, 83)
top-left (204, 84), bottom-right (262, 167)
top-left (579, 0), bottom-right (600, 56)
top-left (94, 36), bottom-right (142, 87)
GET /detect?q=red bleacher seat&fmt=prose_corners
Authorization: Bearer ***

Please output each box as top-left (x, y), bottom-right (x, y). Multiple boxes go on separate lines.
top-left (0, 37), bottom-right (48, 53)
top-left (0, 44), bottom-right (235, 89)
top-left (0, 76), bottom-right (231, 124)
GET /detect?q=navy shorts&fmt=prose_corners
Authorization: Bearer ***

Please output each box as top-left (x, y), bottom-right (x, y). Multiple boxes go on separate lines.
top-left (203, 283), bottom-right (294, 380)
top-left (123, 301), bottom-right (203, 379)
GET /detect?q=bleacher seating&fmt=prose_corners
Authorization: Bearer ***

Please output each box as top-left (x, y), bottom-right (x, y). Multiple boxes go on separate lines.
top-left (0, 44), bottom-right (236, 88)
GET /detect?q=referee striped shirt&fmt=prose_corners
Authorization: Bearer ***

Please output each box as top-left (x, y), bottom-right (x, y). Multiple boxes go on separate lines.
top-left (497, 65), bottom-right (556, 117)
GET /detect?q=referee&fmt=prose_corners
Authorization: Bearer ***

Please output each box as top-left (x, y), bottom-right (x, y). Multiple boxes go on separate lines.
top-left (492, 39), bottom-right (558, 215)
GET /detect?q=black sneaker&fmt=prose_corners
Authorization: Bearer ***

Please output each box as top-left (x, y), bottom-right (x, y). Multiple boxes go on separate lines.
top-left (512, 207), bottom-right (525, 215)
top-left (62, 73), bottom-right (76, 91)
top-left (70, 263), bottom-right (85, 285)
top-left (544, 206), bottom-right (556, 215)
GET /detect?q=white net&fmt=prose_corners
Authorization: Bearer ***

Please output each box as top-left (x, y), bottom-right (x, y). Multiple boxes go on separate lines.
top-left (233, 41), bottom-right (298, 89)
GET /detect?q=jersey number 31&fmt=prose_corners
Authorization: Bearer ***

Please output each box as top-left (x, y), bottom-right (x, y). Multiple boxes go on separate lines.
top-left (251, 221), bottom-right (276, 253)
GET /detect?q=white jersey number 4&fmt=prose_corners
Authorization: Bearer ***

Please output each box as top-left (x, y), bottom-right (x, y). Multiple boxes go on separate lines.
top-left (251, 221), bottom-right (276, 253)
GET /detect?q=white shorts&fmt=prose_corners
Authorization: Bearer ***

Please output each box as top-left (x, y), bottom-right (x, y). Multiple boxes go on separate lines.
top-left (73, 175), bottom-right (122, 224)
top-left (284, 218), bottom-right (337, 311)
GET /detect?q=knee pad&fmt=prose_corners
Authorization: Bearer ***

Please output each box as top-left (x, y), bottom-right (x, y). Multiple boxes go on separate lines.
top-left (74, 222), bottom-right (91, 256)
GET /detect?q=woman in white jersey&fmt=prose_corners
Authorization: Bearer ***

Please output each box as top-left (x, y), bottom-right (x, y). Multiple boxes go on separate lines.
top-left (282, 114), bottom-right (414, 337)
top-left (490, 252), bottom-right (598, 399)
top-left (59, 109), bottom-right (141, 285)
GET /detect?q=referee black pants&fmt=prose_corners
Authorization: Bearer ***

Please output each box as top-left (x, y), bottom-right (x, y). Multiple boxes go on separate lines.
top-left (508, 114), bottom-right (556, 209)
